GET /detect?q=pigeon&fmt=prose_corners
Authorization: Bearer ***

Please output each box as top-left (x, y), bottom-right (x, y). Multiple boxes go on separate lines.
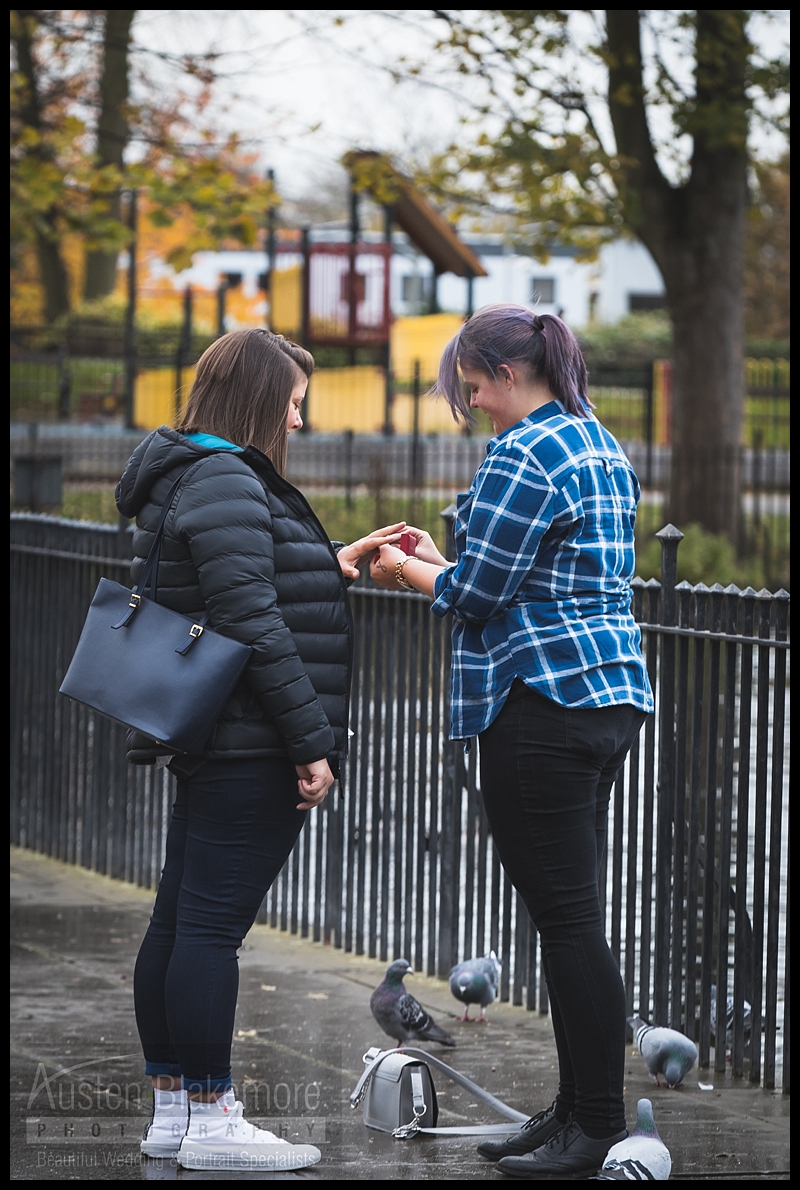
top-left (710, 984), bottom-right (753, 1052)
top-left (627, 1015), bottom-right (697, 1088)
top-left (449, 950), bottom-right (501, 1021)
top-left (370, 959), bottom-right (457, 1047)
top-left (590, 1098), bottom-right (672, 1180)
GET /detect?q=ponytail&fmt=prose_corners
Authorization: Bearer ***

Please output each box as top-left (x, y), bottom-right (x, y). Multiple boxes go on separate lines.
top-left (432, 303), bottom-right (592, 425)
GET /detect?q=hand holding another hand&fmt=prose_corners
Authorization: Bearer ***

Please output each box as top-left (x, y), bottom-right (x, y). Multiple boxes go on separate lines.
top-left (369, 543), bottom-right (407, 589)
top-left (397, 526), bottom-right (448, 567)
top-left (336, 522), bottom-right (406, 581)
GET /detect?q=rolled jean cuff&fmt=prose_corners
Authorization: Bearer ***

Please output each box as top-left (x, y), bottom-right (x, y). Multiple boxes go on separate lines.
top-left (145, 1061), bottom-right (183, 1078)
top-left (182, 1075), bottom-right (233, 1094)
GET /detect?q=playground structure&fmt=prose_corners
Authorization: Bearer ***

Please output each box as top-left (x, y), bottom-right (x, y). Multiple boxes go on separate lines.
top-left (131, 152), bottom-right (488, 432)
top-left (267, 150), bottom-right (487, 345)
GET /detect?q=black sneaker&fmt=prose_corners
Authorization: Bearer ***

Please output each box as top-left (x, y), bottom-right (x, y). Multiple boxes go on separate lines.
top-left (497, 1120), bottom-right (628, 1180)
top-left (476, 1100), bottom-right (567, 1161)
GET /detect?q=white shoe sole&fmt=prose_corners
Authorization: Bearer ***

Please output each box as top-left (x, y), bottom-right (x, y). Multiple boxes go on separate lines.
top-left (177, 1145), bottom-right (321, 1172)
top-left (140, 1140), bottom-right (180, 1158)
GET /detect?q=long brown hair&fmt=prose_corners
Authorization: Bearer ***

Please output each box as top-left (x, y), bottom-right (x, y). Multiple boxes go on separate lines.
top-left (176, 329), bottom-right (314, 475)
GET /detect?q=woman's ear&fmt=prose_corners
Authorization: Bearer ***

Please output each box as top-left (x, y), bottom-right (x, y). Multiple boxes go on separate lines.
top-left (498, 364), bottom-right (514, 389)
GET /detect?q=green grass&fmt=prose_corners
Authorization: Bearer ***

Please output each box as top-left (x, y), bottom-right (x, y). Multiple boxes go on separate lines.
top-left (634, 502), bottom-right (790, 591)
top-left (591, 389), bottom-right (649, 442)
top-left (59, 487), bottom-right (123, 525)
top-left (306, 494), bottom-right (450, 554)
top-left (11, 359), bottom-right (126, 420)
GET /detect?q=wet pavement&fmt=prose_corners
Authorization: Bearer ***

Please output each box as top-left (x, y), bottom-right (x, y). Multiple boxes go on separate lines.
top-left (11, 846), bottom-right (790, 1181)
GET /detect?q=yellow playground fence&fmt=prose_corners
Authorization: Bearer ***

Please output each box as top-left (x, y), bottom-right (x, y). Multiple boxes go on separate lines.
top-left (134, 314), bottom-right (466, 434)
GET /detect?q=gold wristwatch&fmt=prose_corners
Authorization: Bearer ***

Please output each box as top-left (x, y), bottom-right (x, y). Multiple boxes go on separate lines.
top-left (395, 557), bottom-right (416, 591)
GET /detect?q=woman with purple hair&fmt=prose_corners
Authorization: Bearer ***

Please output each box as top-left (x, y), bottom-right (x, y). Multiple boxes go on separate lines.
top-left (370, 304), bottom-right (653, 1180)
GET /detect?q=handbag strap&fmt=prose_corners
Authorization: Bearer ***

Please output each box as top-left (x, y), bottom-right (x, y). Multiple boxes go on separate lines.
top-left (134, 473), bottom-right (187, 603)
top-left (350, 1045), bottom-right (529, 1136)
top-left (397, 1046), bottom-right (529, 1133)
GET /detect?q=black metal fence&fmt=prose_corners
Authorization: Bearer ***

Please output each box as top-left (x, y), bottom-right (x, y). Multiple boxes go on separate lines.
top-left (10, 512), bottom-right (789, 1090)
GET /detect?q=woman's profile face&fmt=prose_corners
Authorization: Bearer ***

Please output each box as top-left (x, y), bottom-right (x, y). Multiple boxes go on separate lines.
top-left (461, 364), bottom-right (509, 435)
top-left (286, 375), bottom-right (308, 433)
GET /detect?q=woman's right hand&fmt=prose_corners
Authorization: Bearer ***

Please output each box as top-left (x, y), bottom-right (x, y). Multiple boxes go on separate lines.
top-left (295, 759), bottom-right (334, 810)
top-left (337, 522), bottom-right (406, 580)
top-left (402, 526), bottom-right (448, 567)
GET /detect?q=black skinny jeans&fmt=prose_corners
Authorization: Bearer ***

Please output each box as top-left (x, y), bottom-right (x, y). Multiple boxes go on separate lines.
top-left (479, 680), bottom-right (649, 1136)
top-left (133, 756), bottom-right (306, 1093)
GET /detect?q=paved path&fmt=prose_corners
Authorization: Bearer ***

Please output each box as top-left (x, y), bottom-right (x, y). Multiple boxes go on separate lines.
top-left (11, 846), bottom-right (790, 1181)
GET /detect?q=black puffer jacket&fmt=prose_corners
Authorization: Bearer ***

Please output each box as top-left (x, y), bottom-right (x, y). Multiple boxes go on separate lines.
top-left (115, 427), bottom-right (352, 767)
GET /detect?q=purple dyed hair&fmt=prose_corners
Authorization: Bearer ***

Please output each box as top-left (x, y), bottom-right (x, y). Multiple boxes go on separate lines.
top-left (433, 304), bottom-right (593, 425)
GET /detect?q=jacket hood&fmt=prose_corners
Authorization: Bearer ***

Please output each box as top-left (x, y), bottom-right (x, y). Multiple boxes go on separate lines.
top-left (115, 427), bottom-right (234, 518)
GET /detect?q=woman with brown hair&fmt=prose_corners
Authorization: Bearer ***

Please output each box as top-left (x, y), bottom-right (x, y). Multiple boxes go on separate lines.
top-left (116, 328), bottom-right (402, 1172)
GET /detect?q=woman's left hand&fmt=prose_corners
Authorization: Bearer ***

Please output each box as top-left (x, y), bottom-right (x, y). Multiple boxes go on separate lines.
top-left (369, 543), bottom-right (407, 589)
top-left (337, 522), bottom-right (406, 580)
top-left (295, 759), bottom-right (334, 810)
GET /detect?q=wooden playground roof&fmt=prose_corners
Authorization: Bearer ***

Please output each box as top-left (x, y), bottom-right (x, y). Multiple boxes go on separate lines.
top-left (348, 151), bottom-right (488, 280)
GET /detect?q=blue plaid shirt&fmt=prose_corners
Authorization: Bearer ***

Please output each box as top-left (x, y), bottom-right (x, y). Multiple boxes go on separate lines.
top-left (431, 400), bottom-right (654, 740)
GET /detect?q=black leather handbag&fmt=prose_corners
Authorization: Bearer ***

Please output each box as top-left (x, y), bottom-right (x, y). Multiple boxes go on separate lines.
top-left (59, 474), bottom-right (253, 755)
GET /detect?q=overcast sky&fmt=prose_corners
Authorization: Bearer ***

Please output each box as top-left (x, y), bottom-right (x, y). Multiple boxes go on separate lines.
top-left (133, 10), bottom-right (790, 203)
top-left (133, 11), bottom-right (469, 199)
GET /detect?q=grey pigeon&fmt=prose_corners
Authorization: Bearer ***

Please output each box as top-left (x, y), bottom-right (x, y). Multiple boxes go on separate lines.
top-left (710, 984), bottom-right (753, 1052)
top-left (590, 1098), bottom-right (672, 1180)
top-left (628, 1015), bottom-right (697, 1088)
top-left (449, 950), bottom-right (501, 1021)
top-left (371, 959), bottom-right (456, 1047)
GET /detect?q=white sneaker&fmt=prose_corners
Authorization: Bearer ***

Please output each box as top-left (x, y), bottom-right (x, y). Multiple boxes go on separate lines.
top-left (177, 1095), bottom-right (321, 1172)
top-left (140, 1105), bottom-right (188, 1158)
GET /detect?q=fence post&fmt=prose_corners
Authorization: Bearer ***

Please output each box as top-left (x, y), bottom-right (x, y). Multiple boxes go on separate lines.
top-left (765, 588), bottom-right (789, 1092)
top-left (122, 188), bottom-right (137, 430)
top-left (437, 733), bottom-right (461, 980)
top-left (343, 429), bottom-right (354, 509)
top-left (216, 281), bottom-right (227, 338)
top-left (752, 427), bottom-right (763, 531)
top-left (57, 345), bottom-right (71, 420)
top-left (175, 285), bottom-right (192, 425)
top-left (411, 359), bottom-right (423, 506)
top-left (300, 226), bottom-right (311, 432)
top-left (383, 363), bottom-right (394, 437)
top-left (440, 504), bottom-right (457, 563)
top-left (265, 167), bottom-right (276, 329)
top-left (644, 363), bottom-right (655, 488)
top-left (436, 500), bottom-right (460, 979)
top-left (654, 524), bottom-right (683, 1026)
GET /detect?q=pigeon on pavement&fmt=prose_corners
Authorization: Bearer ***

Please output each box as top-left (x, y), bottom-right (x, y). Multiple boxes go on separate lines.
top-left (371, 959), bottom-right (457, 1047)
top-left (449, 950), bottom-right (501, 1021)
top-left (710, 984), bottom-right (753, 1052)
top-left (627, 1015), bottom-right (698, 1088)
top-left (590, 1098), bottom-right (672, 1180)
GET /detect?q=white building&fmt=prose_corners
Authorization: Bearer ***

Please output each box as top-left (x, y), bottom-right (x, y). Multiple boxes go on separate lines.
top-left (396, 232), bottom-right (666, 326)
top-left (147, 227), bottom-right (666, 330)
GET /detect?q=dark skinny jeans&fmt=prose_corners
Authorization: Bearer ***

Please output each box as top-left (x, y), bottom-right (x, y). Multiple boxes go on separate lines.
top-left (478, 680), bottom-right (649, 1137)
top-left (133, 756), bottom-right (305, 1093)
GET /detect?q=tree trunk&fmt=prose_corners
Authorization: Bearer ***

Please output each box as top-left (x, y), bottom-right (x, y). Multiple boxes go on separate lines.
top-left (12, 9), bottom-right (71, 322)
top-left (83, 10), bottom-right (135, 301)
top-left (662, 184), bottom-right (746, 538)
top-left (36, 225), bottom-right (71, 324)
top-left (606, 10), bottom-right (749, 542)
